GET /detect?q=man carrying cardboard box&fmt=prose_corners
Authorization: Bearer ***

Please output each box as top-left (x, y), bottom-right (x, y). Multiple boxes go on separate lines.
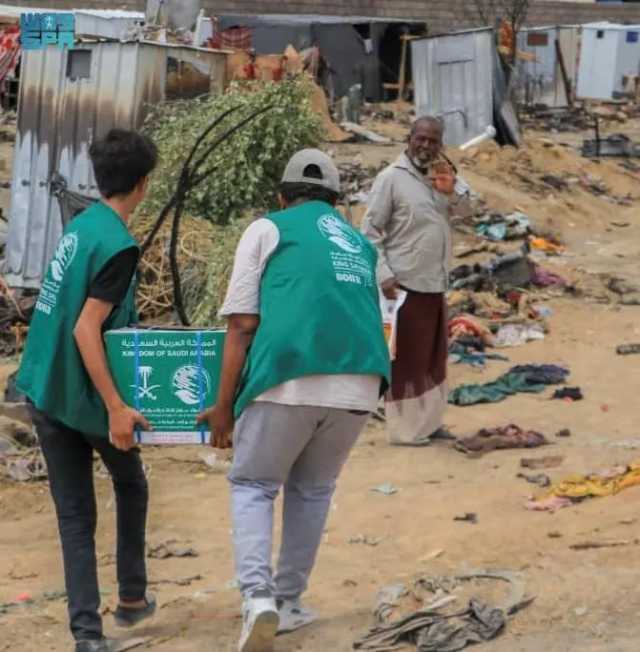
top-left (198, 149), bottom-right (390, 652)
top-left (17, 129), bottom-right (158, 652)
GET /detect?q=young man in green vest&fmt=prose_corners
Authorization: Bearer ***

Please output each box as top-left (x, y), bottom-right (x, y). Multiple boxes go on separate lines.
top-left (17, 129), bottom-right (158, 652)
top-left (198, 149), bottom-right (390, 652)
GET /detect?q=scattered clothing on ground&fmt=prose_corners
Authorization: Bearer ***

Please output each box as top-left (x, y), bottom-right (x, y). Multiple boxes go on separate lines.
top-left (529, 236), bottom-right (565, 255)
top-left (475, 212), bottom-right (530, 242)
top-left (449, 365), bottom-right (569, 406)
top-left (354, 570), bottom-right (532, 652)
top-left (526, 461), bottom-right (640, 511)
top-left (495, 324), bottom-right (545, 348)
top-left (448, 315), bottom-right (494, 347)
top-left (531, 265), bottom-right (568, 288)
top-left (449, 342), bottom-right (509, 369)
top-left (552, 387), bottom-right (583, 401)
top-left (455, 425), bottom-right (548, 455)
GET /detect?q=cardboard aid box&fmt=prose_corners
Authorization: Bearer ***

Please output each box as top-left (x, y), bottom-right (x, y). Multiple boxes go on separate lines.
top-left (104, 328), bottom-right (226, 445)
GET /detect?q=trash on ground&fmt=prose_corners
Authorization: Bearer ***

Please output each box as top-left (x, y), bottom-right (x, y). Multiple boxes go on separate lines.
top-left (617, 343), bottom-right (640, 356)
top-left (455, 425), bottom-right (548, 456)
top-left (556, 429), bottom-right (572, 438)
top-left (454, 512), bottom-right (478, 524)
top-left (475, 211), bottom-right (530, 241)
top-left (148, 541), bottom-right (198, 560)
top-left (371, 483), bottom-right (399, 496)
top-left (526, 461), bottom-right (640, 511)
top-left (517, 472), bottom-right (552, 488)
top-left (552, 387), bottom-right (584, 401)
top-left (531, 265), bottom-right (569, 288)
top-left (569, 539), bottom-right (637, 551)
top-left (354, 569), bottom-right (533, 651)
top-left (520, 455), bottom-right (564, 470)
top-left (199, 451), bottom-right (232, 474)
top-left (495, 324), bottom-right (545, 348)
top-left (2, 448), bottom-right (47, 482)
top-left (341, 121), bottom-right (392, 144)
top-left (349, 534), bottom-right (383, 547)
top-left (529, 236), bottom-right (565, 255)
top-left (148, 575), bottom-right (203, 587)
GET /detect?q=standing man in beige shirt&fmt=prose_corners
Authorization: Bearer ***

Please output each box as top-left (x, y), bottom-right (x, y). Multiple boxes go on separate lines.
top-left (362, 116), bottom-right (470, 445)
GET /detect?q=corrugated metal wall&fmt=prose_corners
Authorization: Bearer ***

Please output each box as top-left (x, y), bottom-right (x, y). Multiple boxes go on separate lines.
top-left (412, 29), bottom-right (494, 147)
top-left (516, 26), bottom-right (580, 107)
top-left (5, 43), bottom-right (227, 288)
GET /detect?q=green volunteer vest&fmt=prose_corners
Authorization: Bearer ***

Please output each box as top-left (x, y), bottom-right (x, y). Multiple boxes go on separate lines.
top-left (234, 200), bottom-right (391, 417)
top-left (17, 202), bottom-right (138, 436)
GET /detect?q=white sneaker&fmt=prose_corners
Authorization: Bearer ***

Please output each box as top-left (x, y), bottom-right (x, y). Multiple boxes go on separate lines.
top-left (276, 598), bottom-right (317, 634)
top-left (238, 591), bottom-right (279, 652)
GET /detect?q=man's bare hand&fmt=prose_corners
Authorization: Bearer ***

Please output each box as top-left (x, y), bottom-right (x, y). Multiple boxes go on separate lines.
top-left (197, 404), bottom-right (234, 449)
top-left (432, 172), bottom-right (456, 196)
top-left (109, 405), bottom-right (150, 451)
top-left (381, 278), bottom-right (399, 300)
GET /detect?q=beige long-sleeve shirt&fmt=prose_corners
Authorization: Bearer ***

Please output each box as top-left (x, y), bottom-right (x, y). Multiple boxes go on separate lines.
top-left (361, 153), bottom-right (470, 293)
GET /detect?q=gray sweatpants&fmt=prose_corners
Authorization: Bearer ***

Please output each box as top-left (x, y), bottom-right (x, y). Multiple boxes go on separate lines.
top-left (229, 402), bottom-right (369, 600)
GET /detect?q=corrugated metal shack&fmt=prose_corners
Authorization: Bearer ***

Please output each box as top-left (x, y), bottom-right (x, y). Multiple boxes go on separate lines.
top-left (515, 25), bottom-right (581, 107)
top-left (5, 23), bottom-right (228, 288)
top-left (577, 22), bottom-right (640, 101)
top-left (412, 28), bottom-right (495, 147)
top-left (217, 14), bottom-right (426, 101)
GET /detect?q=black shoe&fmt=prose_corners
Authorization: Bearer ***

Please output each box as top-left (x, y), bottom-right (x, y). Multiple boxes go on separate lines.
top-left (113, 594), bottom-right (157, 628)
top-left (75, 639), bottom-right (115, 652)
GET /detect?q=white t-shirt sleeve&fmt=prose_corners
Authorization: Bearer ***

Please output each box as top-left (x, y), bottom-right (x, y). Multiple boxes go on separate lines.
top-left (219, 218), bottom-right (279, 317)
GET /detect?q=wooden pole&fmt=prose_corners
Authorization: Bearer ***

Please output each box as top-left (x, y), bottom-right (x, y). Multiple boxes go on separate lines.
top-left (555, 38), bottom-right (573, 108)
top-left (398, 34), bottom-right (409, 101)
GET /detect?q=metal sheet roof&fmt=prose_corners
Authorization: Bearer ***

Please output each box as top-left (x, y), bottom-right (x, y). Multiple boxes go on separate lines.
top-left (581, 22), bottom-right (640, 31)
top-left (219, 13), bottom-right (424, 26)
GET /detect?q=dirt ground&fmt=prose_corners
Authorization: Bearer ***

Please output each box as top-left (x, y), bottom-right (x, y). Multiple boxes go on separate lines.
top-left (2, 113), bottom-right (640, 652)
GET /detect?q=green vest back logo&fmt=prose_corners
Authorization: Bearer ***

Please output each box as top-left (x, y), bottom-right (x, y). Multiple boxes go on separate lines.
top-left (50, 233), bottom-right (79, 282)
top-left (317, 214), bottom-right (362, 254)
top-left (172, 365), bottom-right (212, 405)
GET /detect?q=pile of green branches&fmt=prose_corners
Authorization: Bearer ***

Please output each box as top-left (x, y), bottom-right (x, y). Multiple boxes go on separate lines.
top-left (140, 76), bottom-right (324, 225)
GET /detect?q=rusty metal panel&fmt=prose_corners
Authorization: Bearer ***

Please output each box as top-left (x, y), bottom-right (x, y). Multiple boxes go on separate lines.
top-left (5, 41), bottom-right (228, 288)
top-left (6, 42), bottom-right (150, 288)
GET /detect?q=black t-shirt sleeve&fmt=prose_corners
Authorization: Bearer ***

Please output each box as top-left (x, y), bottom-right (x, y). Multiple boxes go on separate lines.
top-left (88, 247), bottom-right (139, 306)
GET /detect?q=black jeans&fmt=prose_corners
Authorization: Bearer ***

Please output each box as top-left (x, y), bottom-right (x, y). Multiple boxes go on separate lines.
top-left (29, 405), bottom-right (149, 641)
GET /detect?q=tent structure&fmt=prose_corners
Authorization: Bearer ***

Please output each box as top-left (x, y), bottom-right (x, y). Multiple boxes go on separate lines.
top-left (217, 14), bottom-right (426, 101)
